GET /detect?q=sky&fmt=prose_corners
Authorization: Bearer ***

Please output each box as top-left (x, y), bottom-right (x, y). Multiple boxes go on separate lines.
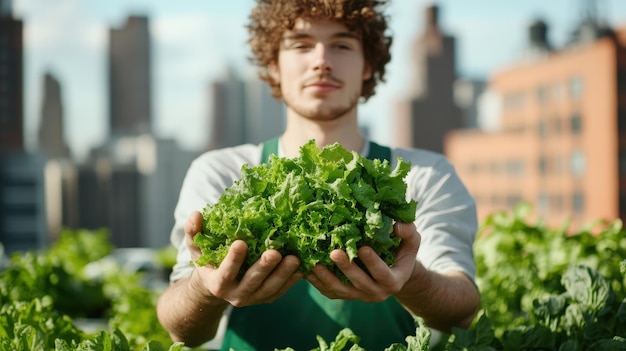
top-left (12, 0), bottom-right (626, 160)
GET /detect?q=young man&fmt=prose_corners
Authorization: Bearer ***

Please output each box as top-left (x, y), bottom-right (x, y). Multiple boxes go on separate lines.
top-left (157, 1), bottom-right (480, 350)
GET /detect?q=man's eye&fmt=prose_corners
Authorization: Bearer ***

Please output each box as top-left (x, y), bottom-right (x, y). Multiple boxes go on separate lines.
top-left (291, 42), bottom-right (311, 50)
top-left (334, 43), bottom-right (352, 50)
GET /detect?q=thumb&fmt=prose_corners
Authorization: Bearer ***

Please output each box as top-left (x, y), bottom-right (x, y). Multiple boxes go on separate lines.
top-left (185, 211), bottom-right (204, 258)
top-left (394, 222), bottom-right (421, 248)
top-left (184, 211), bottom-right (203, 236)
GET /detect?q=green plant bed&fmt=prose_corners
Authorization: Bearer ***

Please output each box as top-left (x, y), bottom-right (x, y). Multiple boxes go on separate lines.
top-left (1, 204), bottom-right (625, 350)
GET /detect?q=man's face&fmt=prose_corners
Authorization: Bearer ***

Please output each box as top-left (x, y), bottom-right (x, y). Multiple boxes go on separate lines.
top-left (270, 18), bottom-right (372, 121)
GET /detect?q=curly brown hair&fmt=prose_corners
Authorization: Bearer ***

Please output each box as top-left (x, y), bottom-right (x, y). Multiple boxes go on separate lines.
top-left (247, 0), bottom-right (392, 102)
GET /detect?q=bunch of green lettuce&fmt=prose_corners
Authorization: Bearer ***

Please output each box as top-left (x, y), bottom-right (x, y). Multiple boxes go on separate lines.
top-left (193, 140), bottom-right (417, 281)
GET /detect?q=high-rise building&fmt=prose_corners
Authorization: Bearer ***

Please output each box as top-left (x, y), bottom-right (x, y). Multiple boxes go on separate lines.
top-left (71, 136), bottom-right (197, 248)
top-left (445, 17), bottom-right (625, 229)
top-left (0, 0), bottom-right (49, 254)
top-left (393, 4), bottom-right (462, 153)
top-left (454, 79), bottom-right (487, 129)
top-left (244, 77), bottom-right (286, 144)
top-left (0, 153), bottom-right (48, 254)
top-left (108, 15), bottom-right (152, 138)
top-left (0, 0), bottom-right (24, 153)
top-left (207, 69), bottom-right (285, 150)
top-left (208, 69), bottom-right (247, 149)
top-left (0, 0), bottom-right (12, 15)
top-left (43, 159), bottom-right (79, 238)
top-left (38, 72), bottom-right (71, 159)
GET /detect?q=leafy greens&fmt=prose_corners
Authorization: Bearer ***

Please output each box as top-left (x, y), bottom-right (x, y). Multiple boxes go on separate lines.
top-left (193, 140), bottom-right (417, 280)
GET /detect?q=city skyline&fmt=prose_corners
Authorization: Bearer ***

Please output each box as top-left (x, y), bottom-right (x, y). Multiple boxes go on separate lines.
top-left (12, 0), bottom-right (626, 161)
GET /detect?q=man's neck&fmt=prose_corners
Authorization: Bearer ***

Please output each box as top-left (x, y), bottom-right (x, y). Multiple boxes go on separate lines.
top-left (280, 112), bottom-right (365, 158)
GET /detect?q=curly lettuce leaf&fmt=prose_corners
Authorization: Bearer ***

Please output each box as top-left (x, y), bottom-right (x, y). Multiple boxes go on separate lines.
top-left (194, 140), bottom-right (418, 281)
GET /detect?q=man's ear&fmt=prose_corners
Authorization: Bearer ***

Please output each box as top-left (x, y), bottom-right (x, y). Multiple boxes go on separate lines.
top-left (268, 62), bottom-right (280, 83)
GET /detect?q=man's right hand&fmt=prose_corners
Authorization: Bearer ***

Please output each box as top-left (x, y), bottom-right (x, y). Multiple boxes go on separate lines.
top-left (184, 211), bottom-right (304, 307)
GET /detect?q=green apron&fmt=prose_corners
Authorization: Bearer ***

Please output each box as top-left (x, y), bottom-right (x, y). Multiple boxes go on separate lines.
top-left (220, 138), bottom-right (415, 351)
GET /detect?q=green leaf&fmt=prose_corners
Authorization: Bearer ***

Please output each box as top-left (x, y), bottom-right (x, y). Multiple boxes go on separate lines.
top-left (402, 318), bottom-right (431, 351)
top-left (562, 265), bottom-right (613, 316)
top-left (195, 139), bottom-right (417, 282)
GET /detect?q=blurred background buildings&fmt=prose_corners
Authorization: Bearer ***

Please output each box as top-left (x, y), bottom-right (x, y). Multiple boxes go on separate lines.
top-left (1, 0), bottom-right (625, 254)
top-left (446, 16), bottom-right (625, 229)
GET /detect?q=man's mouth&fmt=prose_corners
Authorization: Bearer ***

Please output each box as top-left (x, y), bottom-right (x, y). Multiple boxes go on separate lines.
top-left (304, 75), bottom-right (342, 92)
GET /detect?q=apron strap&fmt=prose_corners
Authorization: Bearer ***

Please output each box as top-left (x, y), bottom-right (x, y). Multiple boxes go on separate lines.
top-left (367, 140), bottom-right (392, 162)
top-left (260, 136), bottom-right (280, 164)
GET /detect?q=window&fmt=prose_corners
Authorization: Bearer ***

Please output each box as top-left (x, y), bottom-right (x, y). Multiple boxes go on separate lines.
top-left (504, 92), bottom-right (526, 110)
top-left (572, 191), bottom-right (584, 213)
top-left (4, 204), bottom-right (38, 217)
top-left (506, 194), bottom-right (522, 207)
top-left (568, 76), bottom-right (584, 100)
top-left (552, 117), bottom-right (561, 135)
top-left (538, 119), bottom-right (548, 138)
top-left (538, 192), bottom-right (549, 213)
top-left (570, 112), bottom-right (582, 134)
top-left (554, 155), bottom-right (565, 175)
top-left (490, 162), bottom-right (502, 174)
top-left (570, 150), bottom-right (586, 178)
top-left (551, 82), bottom-right (564, 101)
top-left (467, 162), bottom-right (480, 174)
top-left (490, 194), bottom-right (500, 207)
top-left (506, 160), bottom-right (525, 176)
top-left (537, 85), bottom-right (548, 105)
top-left (552, 194), bottom-right (564, 212)
top-left (538, 155), bottom-right (548, 175)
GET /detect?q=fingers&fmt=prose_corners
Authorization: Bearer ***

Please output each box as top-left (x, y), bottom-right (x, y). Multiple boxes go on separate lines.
top-left (216, 240), bottom-right (249, 282)
top-left (392, 222), bottom-right (421, 272)
top-left (306, 264), bottom-right (347, 299)
top-left (184, 207), bottom-right (304, 306)
top-left (184, 211), bottom-right (203, 235)
top-left (227, 251), bottom-right (303, 306)
top-left (250, 255), bottom-right (303, 303)
top-left (237, 249), bottom-right (282, 293)
top-left (309, 223), bottom-right (421, 301)
top-left (330, 249), bottom-right (377, 288)
top-left (394, 222), bottom-right (421, 248)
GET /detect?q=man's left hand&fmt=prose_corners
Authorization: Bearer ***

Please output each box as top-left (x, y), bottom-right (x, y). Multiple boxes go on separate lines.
top-left (305, 222), bottom-right (420, 302)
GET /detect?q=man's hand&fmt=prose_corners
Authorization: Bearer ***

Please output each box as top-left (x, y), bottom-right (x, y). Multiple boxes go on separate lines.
top-left (185, 211), bottom-right (304, 307)
top-left (305, 222), bottom-right (420, 302)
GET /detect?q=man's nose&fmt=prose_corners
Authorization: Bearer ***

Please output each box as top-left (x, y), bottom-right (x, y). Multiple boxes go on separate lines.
top-left (312, 43), bottom-right (332, 72)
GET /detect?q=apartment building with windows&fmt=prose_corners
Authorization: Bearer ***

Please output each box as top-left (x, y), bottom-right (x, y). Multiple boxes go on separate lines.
top-left (445, 23), bottom-right (626, 229)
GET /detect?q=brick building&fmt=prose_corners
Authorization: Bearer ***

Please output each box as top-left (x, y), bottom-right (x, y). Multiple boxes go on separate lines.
top-left (445, 22), bottom-right (626, 229)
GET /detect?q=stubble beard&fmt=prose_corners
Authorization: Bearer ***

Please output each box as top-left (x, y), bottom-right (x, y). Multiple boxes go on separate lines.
top-left (284, 89), bottom-right (361, 122)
